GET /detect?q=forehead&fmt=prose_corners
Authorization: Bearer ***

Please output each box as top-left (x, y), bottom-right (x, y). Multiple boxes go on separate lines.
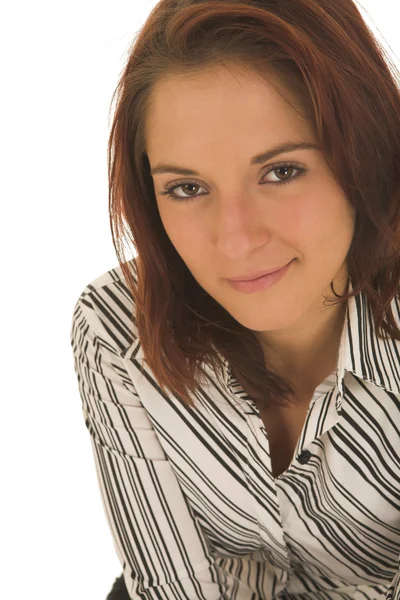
top-left (145, 66), bottom-right (310, 156)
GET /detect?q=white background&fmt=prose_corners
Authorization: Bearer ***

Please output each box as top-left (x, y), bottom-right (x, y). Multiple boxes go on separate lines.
top-left (1, 1), bottom-right (399, 598)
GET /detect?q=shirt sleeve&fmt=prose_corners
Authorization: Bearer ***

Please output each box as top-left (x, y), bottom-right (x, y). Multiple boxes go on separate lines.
top-left (70, 292), bottom-right (228, 600)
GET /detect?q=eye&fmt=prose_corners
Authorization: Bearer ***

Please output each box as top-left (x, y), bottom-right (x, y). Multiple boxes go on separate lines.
top-left (159, 161), bottom-right (306, 203)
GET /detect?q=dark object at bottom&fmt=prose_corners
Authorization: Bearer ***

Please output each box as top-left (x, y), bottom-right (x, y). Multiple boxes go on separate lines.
top-left (106, 573), bottom-right (131, 600)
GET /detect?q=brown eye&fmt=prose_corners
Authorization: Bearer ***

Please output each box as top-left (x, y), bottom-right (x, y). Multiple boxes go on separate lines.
top-left (179, 183), bottom-right (200, 196)
top-left (264, 165), bottom-right (301, 184)
top-left (160, 161), bottom-right (306, 203)
top-left (273, 166), bottom-right (294, 180)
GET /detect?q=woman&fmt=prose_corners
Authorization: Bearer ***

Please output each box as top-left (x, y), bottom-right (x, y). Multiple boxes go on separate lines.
top-left (70, 0), bottom-right (400, 598)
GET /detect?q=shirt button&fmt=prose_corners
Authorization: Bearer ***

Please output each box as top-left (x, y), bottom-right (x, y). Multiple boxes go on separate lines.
top-left (298, 449), bottom-right (312, 464)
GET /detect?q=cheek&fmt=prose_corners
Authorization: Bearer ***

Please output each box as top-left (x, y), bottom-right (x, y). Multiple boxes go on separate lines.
top-left (288, 190), bottom-right (352, 248)
top-left (280, 202), bottom-right (323, 249)
top-left (158, 208), bottom-right (201, 258)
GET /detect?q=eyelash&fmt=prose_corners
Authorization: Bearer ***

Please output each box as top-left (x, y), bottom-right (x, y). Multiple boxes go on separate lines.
top-left (159, 161), bottom-right (306, 203)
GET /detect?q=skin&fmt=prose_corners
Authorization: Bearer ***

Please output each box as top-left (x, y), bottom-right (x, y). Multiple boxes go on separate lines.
top-left (145, 63), bottom-right (356, 395)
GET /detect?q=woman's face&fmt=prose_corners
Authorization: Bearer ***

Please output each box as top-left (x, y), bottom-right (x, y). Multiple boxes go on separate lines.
top-left (145, 64), bottom-right (356, 336)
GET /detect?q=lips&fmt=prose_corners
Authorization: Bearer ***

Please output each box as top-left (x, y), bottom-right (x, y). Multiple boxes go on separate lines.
top-left (227, 261), bottom-right (292, 282)
top-left (226, 259), bottom-right (293, 293)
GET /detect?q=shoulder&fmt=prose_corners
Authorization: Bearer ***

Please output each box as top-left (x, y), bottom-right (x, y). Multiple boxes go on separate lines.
top-left (71, 258), bottom-right (139, 357)
top-left (75, 257), bottom-right (138, 298)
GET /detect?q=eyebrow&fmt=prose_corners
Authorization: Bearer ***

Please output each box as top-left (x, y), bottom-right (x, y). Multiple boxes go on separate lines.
top-left (150, 141), bottom-right (318, 176)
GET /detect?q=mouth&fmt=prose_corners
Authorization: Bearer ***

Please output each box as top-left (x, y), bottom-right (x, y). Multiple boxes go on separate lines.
top-left (226, 260), bottom-right (294, 282)
top-left (225, 259), bottom-right (295, 294)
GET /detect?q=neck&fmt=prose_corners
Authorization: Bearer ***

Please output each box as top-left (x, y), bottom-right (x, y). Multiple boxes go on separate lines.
top-left (258, 293), bottom-right (348, 394)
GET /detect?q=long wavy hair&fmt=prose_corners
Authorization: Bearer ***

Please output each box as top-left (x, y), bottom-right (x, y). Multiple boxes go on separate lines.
top-left (107, 0), bottom-right (400, 410)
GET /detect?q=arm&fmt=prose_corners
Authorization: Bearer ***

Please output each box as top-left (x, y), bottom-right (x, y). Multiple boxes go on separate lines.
top-left (70, 293), bottom-right (227, 600)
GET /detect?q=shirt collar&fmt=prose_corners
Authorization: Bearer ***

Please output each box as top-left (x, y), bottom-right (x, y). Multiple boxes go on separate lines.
top-left (222, 276), bottom-right (400, 412)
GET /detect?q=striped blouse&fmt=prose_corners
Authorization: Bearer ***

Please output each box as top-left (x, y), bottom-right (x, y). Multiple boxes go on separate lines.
top-left (70, 258), bottom-right (400, 600)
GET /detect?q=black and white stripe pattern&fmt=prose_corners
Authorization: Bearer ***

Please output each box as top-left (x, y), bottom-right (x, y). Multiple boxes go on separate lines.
top-left (70, 258), bottom-right (400, 600)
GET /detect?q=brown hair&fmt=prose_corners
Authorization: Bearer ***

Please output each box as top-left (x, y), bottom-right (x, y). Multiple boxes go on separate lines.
top-left (107, 0), bottom-right (400, 410)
